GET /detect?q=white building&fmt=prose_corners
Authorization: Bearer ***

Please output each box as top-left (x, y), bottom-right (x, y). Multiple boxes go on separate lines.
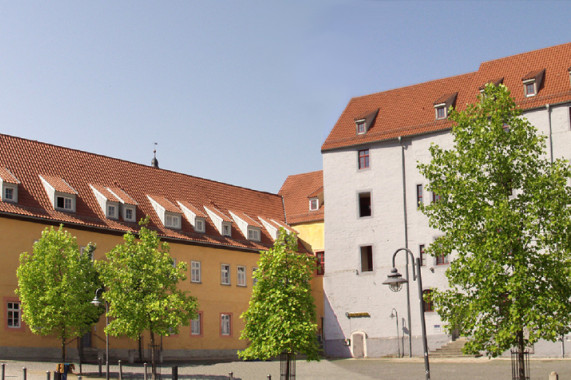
top-left (321, 42), bottom-right (571, 358)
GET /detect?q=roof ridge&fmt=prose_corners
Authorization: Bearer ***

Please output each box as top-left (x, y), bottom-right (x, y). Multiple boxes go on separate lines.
top-left (478, 41), bottom-right (571, 68)
top-left (0, 132), bottom-right (281, 198)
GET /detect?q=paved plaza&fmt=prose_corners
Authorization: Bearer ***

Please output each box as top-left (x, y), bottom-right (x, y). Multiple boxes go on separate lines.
top-left (1, 357), bottom-right (570, 380)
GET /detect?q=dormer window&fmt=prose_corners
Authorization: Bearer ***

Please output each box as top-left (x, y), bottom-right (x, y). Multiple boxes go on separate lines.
top-left (147, 195), bottom-right (182, 230)
top-left (124, 207), bottom-right (135, 222)
top-left (0, 168), bottom-right (19, 203)
top-left (90, 184), bottom-right (125, 220)
top-left (107, 204), bottom-right (118, 219)
top-left (247, 228), bottom-right (261, 242)
top-left (222, 223), bottom-right (231, 237)
top-left (165, 213), bottom-right (181, 229)
top-left (195, 218), bottom-right (205, 233)
top-left (40, 175), bottom-right (77, 212)
top-left (309, 198), bottom-right (319, 211)
top-left (354, 109), bottom-right (379, 135)
top-left (204, 205), bottom-right (233, 237)
top-left (522, 69), bottom-right (545, 98)
top-left (433, 92), bottom-right (458, 121)
top-left (229, 210), bottom-right (262, 241)
top-left (177, 200), bottom-right (207, 233)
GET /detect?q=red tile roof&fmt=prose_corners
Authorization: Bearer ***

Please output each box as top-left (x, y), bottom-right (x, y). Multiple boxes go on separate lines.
top-left (0, 167), bottom-right (19, 184)
top-left (322, 42), bottom-right (571, 152)
top-left (40, 174), bottom-right (78, 194)
top-left (0, 134), bottom-right (287, 252)
top-left (177, 200), bottom-right (206, 218)
top-left (90, 184), bottom-right (123, 203)
top-left (279, 170), bottom-right (324, 225)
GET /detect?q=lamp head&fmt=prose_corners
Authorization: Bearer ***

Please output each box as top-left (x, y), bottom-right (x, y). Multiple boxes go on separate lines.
top-left (382, 267), bottom-right (408, 292)
top-left (91, 296), bottom-right (101, 307)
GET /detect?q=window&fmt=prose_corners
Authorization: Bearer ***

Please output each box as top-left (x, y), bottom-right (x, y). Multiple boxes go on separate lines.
top-left (221, 264), bottom-right (230, 285)
top-left (7, 301), bottom-right (21, 328)
top-left (220, 313), bottom-right (232, 336)
top-left (358, 149), bottom-right (370, 169)
top-left (423, 289), bottom-right (434, 312)
top-left (56, 196), bottom-right (73, 211)
top-left (191, 261), bottom-right (201, 283)
top-left (524, 81), bottom-right (536, 97)
top-left (435, 105), bottom-right (447, 120)
top-left (356, 121), bottom-right (366, 134)
top-left (124, 207), bottom-right (135, 222)
top-left (222, 223), bottom-right (231, 237)
top-left (165, 214), bottom-right (181, 229)
top-left (416, 184), bottom-right (423, 208)
top-left (237, 266), bottom-right (246, 287)
top-left (359, 192), bottom-right (371, 217)
top-left (195, 219), bottom-right (205, 233)
top-left (419, 244), bottom-right (426, 266)
top-left (247, 228), bottom-right (261, 242)
top-left (435, 254), bottom-right (449, 265)
top-left (432, 192), bottom-right (441, 203)
top-left (360, 246), bottom-right (373, 272)
top-left (190, 312), bottom-right (202, 336)
top-left (107, 204), bottom-right (117, 219)
top-left (252, 267), bottom-right (258, 286)
top-left (4, 187), bottom-right (14, 201)
top-left (316, 252), bottom-right (325, 275)
top-left (309, 198), bottom-right (319, 211)
top-left (80, 246), bottom-right (94, 261)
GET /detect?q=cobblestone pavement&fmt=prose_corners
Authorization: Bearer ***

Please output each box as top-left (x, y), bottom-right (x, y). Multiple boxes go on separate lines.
top-left (1, 357), bottom-right (569, 380)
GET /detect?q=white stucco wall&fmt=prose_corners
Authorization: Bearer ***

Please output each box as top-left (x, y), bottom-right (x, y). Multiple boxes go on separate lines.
top-left (322, 103), bottom-right (571, 358)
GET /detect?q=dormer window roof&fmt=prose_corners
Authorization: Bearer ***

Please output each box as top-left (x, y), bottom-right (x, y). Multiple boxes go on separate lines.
top-left (90, 184), bottom-right (122, 220)
top-left (106, 186), bottom-right (137, 222)
top-left (522, 69), bottom-right (545, 97)
top-left (354, 109), bottom-right (379, 135)
top-left (0, 167), bottom-right (20, 203)
top-left (479, 77), bottom-right (504, 93)
top-left (147, 195), bottom-right (182, 229)
top-left (433, 92), bottom-right (458, 120)
top-left (177, 200), bottom-right (207, 233)
top-left (308, 186), bottom-right (324, 212)
top-left (229, 210), bottom-right (262, 242)
top-left (204, 205), bottom-right (233, 237)
top-left (258, 217), bottom-right (281, 241)
top-left (39, 175), bottom-right (77, 212)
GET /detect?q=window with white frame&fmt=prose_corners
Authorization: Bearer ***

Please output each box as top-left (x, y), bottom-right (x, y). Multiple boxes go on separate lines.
top-left (220, 313), bottom-right (231, 336)
top-left (7, 301), bottom-right (21, 328)
top-left (165, 214), bottom-right (181, 229)
top-left (191, 261), bottom-right (201, 283)
top-left (195, 218), bottom-right (205, 233)
top-left (3, 185), bottom-right (17, 202)
top-left (222, 223), bottom-right (231, 237)
top-left (221, 264), bottom-right (230, 285)
top-left (524, 80), bottom-right (536, 97)
top-left (237, 266), bottom-right (246, 287)
top-left (419, 244), bottom-right (426, 266)
top-left (247, 228), bottom-right (261, 242)
top-left (191, 312), bottom-right (202, 336)
top-left (309, 198), bottom-right (319, 211)
top-left (124, 206), bottom-right (135, 222)
top-left (56, 195), bottom-right (74, 211)
top-left (356, 120), bottom-right (366, 134)
top-left (107, 204), bottom-right (118, 219)
top-left (435, 105), bottom-right (447, 120)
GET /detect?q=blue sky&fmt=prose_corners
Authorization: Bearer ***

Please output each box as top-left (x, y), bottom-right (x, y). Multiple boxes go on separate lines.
top-left (1, 1), bottom-right (570, 193)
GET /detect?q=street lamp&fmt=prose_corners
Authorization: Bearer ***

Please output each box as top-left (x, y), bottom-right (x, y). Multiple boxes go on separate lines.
top-left (91, 288), bottom-right (109, 380)
top-left (389, 308), bottom-right (401, 358)
top-left (383, 248), bottom-right (431, 380)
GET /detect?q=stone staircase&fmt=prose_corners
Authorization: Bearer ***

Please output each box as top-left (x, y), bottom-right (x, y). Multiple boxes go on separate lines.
top-left (429, 337), bottom-right (475, 358)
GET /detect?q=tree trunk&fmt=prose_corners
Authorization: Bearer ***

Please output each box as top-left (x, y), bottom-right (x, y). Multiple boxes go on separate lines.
top-left (150, 330), bottom-right (156, 380)
top-left (138, 335), bottom-right (143, 362)
top-left (285, 353), bottom-right (290, 380)
top-left (517, 329), bottom-right (526, 380)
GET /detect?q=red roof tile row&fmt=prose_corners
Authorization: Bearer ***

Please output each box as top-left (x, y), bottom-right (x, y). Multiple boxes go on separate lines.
top-left (0, 134), bottom-right (287, 252)
top-left (322, 42), bottom-right (571, 152)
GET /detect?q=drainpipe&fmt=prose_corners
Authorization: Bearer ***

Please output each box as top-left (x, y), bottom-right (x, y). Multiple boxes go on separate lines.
top-left (399, 136), bottom-right (413, 357)
top-left (546, 104), bottom-right (554, 163)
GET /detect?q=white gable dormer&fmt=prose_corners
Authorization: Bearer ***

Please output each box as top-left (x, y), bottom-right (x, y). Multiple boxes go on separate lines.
top-left (147, 195), bottom-right (182, 230)
top-left (0, 168), bottom-right (20, 203)
top-left (107, 186), bottom-right (137, 222)
top-left (89, 184), bottom-right (121, 220)
top-left (258, 217), bottom-right (281, 241)
top-left (204, 205), bottom-right (232, 237)
top-left (177, 200), bottom-right (207, 233)
top-left (229, 211), bottom-right (262, 242)
top-left (39, 175), bottom-right (77, 212)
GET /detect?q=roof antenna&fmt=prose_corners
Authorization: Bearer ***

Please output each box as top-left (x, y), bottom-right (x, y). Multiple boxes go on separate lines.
top-left (151, 142), bottom-right (159, 168)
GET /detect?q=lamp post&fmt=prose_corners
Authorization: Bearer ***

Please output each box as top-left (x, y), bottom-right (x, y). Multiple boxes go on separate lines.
top-left (389, 308), bottom-right (401, 358)
top-left (91, 288), bottom-right (109, 380)
top-left (383, 248), bottom-right (430, 380)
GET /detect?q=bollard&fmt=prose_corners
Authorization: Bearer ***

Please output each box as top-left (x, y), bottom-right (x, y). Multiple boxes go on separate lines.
top-left (172, 366), bottom-right (178, 380)
top-left (549, 371), bottom-right (559, 380)
top-left (46, 371), bottom-right (50, 380)
top-left (267, 375), bottom-right (272, 380)
top-left (22, 367), bottom-right (27, 380)
top-left (228, 371), bottom-right (233, 379)
top-left (143, 363), bottom-right (148, 380)
top-left (98, 357), bottom-right (102, 376)
top-left (1, 363), bottom-right (5, 380)
top-left (118, 360), bottom-right (122, 380)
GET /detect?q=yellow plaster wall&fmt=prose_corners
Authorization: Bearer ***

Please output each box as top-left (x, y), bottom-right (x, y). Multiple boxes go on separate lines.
top-left (0, 217), bottom-right (260, 353)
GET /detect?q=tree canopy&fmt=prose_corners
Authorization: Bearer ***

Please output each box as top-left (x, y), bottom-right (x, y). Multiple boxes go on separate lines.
top-left (239, 230), bottom-right (319, 362)
top-left (96, 219), bottom-right (198, 378)
top-left (16, 225), bottom-right (101, 362)
top-left (418, 84), bottom-right (571, 358)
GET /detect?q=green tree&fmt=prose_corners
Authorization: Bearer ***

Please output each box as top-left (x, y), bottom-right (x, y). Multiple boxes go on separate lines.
top-left (96, 219), bottom-right (198, 379)
top-left (418, 84), bottom-right (571, 375)
top-left (16, 225), bottom-right (101, 362)
top-left (239, 230), bottom-right (319, 377)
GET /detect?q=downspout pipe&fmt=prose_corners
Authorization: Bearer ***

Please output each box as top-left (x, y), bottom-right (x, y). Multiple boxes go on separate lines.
top-left (545, 104), bottom-right (554, 163)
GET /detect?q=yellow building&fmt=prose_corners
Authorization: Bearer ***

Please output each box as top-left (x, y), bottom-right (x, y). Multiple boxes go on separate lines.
top-left (279, 170), bottom-right (324, 342)
top-left (0, 133), bottom-right (313, 362)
